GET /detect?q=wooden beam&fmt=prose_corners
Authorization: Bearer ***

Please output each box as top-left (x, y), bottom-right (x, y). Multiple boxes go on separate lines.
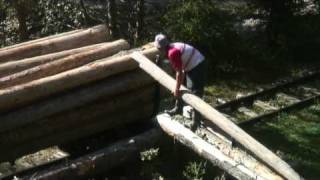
top-left (157, 114), bottom-right (265, 180)
top-left (0, 39), bottom-right (130, 89)
top-left (131, 52), bottom-right (302, 180)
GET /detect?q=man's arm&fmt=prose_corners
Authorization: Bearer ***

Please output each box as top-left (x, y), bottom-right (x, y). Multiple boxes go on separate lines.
top-left (168, 47), bottom-right (184, 97)
top-left (175, 69), bottom-right (185, 97)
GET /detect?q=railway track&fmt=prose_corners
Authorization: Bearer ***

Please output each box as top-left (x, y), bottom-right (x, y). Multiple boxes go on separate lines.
top-left (214, 70), bottom-right (320, 126)
top-left (2, 70), bottom-right (320, 179)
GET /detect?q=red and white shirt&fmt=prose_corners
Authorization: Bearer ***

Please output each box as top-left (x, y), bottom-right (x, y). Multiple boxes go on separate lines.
top-left (168, 42), bottom-right (204, 72)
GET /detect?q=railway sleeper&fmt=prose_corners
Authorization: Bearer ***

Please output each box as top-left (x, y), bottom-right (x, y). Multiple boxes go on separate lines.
top-left (253, 100), bottom-right (279, 112)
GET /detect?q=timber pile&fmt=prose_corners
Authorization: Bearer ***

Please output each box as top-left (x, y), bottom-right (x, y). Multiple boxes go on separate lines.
top-left (0, 25), bottom-right (160, 163)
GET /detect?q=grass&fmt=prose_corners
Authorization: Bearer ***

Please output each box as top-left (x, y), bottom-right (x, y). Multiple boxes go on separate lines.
top-left (244, 104), bottom-right (320, 179)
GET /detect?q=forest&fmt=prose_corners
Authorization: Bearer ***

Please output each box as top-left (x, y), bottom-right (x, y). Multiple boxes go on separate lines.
top-left (0, 0), bottom-right (320, 179)
top-left (1, 0), bottom-right (319, 68)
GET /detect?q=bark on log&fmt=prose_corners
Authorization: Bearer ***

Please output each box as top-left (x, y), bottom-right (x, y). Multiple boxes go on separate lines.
top-left (0, 86), bottom-right (155, 147)
top-left (0, 39), bottom-right (130, 89)
top-left (20, 128), bottom-right (163, 180)
top-left (0, 102), bottom-right (154, 162)
top-left (0, 48), bottom-right (158, 113)
top-left (0, 29), bottom-right (82, 52)
top-left (0, 25), bottom-right (109, 62)
top-left (0, 70), bottom-right (154, 133)
top-left (131, 52), bottom-right (302, 180)
top-left (157, 114), bottom-right (265, 180)
top-left (0, 43), bottom-right (103, 78)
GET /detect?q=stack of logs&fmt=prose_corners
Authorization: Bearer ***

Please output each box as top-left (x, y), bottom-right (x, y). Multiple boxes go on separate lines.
top-left (0, 25), bottom-right (160, 162)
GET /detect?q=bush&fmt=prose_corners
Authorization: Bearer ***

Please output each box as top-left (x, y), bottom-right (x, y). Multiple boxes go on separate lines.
top-left (161, 0), bottom-right (256, 73)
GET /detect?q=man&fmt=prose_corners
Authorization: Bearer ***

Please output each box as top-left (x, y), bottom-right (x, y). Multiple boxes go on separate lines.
top-left (154, 34), bottom-right (206, 131)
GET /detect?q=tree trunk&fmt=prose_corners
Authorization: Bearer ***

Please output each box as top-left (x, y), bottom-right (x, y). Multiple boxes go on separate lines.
top-left (0, 102), bottom-right (154, 162)
top-left (14, 0), bottom-right (31, 41)
top-left (0, 48), bottom-right (158, 113)
top-left (2, 86), bottom-right (155, 144)
top-left (0, 39), bottom-right (130, 89)
top-left (0, 25), bottom-right (109, 62)
top-left (0, 70), bottom-right (154, 133)
top-left (106, 0), bottom-right (117, 38)
top-left (0, 87), bottom-right (155, 150)
top-left (0, 29), bottom-right (82, 52)
top-left (131, 52), bottom-right (302, 180)
top-left (0, 43), bottom-right (103, 78)
top-left (134, 0), bottom-right (144, 45)
top-left (19, 128), bottom-right (163, 180)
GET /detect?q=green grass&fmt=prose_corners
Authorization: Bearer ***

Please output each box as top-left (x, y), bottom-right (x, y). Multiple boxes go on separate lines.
top-left (245, 104), bottom-right (320, 179)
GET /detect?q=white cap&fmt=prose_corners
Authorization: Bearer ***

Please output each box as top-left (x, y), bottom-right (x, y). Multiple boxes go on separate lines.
top-left (154, 34), bottom-right (169, 49)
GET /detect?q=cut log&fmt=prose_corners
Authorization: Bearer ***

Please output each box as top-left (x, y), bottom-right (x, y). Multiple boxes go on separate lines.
top-left (0, 29), bottom-right (82, 52)
top-left (0, 70), bottom-right (154, 133)
top-left (19, 128), bottom-right (163, 180)
top-left (0, 47), bottom-right (159, 113)
top-left (199, 121), bottom-right (282, 179)
top-left (131, 52), bottom-right (302, 180)
top-left (0, 102), bottom-right (154, 162)
top-left (0, 86), bottom-right (156, 147)
top-left (0, 25), bottom-right (109, 62)
top-left (157, 114), bottom-right (266, 180)
top-left (0, 43), bottom-right (103, 78)
top-left (0, 39), bottom-right (130, 89)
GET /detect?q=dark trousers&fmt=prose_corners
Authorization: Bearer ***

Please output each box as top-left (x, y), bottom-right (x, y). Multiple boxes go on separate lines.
top-left (177, 60), bottom-right (206, 125)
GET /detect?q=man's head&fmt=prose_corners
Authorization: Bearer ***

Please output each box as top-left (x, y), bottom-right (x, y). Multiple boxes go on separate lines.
top-left (154, 34), bottom-right (170, 51)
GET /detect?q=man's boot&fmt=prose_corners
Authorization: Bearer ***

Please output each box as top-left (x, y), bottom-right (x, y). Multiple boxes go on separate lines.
top-left (191, 109), bottom-right (201, 132)
top-left (165, 99), bottom-right (183, 116)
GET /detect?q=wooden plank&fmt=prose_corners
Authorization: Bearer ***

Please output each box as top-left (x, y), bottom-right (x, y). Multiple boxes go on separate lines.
top-left (237, 107), bottom-right (258, 118)
top-left (131, 52), bottom-right (302, 180)
top-left (157, 114), bottom-right (266, 180)
top-left (253, 100), bottom-right (278, 112)
top-left (276, 93), bottom-right (300, 104)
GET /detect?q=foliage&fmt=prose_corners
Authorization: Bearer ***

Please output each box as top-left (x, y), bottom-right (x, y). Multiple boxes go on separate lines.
top-left (162, 0), bottom-right (241, 69)
top-left (0, 0), bottom-right (87, 46)
top-left (34, 0), bottom-right (84, 36)
top-left (140, 148), bottom-right (159, 161)
top-left (162, 0), bottom-right (320, 73)
top-left (182, 161), bottom-right (207, 180)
